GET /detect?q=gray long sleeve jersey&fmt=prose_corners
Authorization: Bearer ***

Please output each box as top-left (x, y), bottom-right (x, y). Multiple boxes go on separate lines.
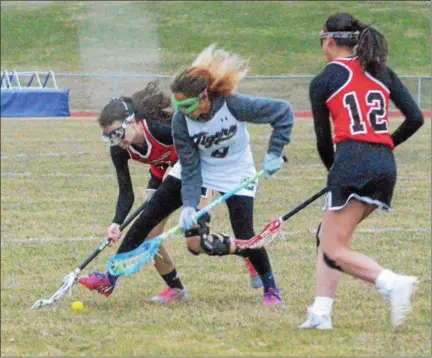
top-left (172, 93), bottom-right (294, 208)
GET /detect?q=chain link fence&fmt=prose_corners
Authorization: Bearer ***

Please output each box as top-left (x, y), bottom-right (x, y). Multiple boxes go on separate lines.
top-left (44, 73), bottom-right (432, 113)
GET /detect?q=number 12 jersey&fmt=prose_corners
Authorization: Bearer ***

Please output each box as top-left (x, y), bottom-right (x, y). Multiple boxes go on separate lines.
top-left (326, 57), bottom-right (394, 149)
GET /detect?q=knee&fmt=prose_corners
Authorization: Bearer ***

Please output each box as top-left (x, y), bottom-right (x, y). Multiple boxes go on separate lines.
top-left (186, 237), bottom-right (201, 256)
top-left (184, 214), bottom-right (211, 256)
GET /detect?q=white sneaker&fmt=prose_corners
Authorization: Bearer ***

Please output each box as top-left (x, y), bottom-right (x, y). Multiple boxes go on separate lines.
top-left (389, 275), bottom-right (419, 327)
top-left (298, 306), bottom-right (333, 330)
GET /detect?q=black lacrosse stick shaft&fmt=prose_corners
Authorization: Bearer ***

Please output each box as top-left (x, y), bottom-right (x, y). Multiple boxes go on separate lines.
top-left (281, 188), bottom-right (327, 222)
top-left (78, 199), bottom-right (149, 271)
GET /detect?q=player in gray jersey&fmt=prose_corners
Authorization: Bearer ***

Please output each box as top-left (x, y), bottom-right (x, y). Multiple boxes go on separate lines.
top-left (171, 44), bottom-right (294, 306)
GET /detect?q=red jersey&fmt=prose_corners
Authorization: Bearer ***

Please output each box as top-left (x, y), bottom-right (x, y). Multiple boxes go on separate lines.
top-left (326, 57), bottom-right (394, 149)
top-left (126, 120), bottom-right (178, 180)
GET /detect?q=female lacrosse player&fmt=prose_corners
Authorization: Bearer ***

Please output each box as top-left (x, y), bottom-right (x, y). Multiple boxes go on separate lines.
top-left (78, 82), bottom-right (190, 303)
top-left (299, 13), bottom-right (424, 329)
top-left (79, 82), bottom-right (262, 303)
top-left (106, 44), bottom-right (293, 306)
top-left (169, 44), bottom-right (294, 306)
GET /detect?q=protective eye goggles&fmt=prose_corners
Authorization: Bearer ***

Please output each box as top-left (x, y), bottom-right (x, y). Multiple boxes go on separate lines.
top-left (319, 31), bottom-right (360, 46)
top-left (171, 89), bottom-right (208, 115)
top-left (101, 114), bottom-right (134, 146)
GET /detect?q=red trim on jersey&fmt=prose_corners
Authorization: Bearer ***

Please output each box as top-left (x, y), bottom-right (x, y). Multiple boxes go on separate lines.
top-left (126, 120), bottom-right (178, 180)
top-left (326, 58), bottom-right (394, 149)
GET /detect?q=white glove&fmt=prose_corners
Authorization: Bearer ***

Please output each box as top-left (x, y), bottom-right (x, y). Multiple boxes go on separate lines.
top-left (263, 152), bottom-right (285, 179)
top-left (179, 206), bottom-right (198, 230)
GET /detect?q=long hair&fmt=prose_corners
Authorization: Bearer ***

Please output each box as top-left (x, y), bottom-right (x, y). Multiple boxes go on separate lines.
top-left (324, 12), bottom-right (388, 76)
top-left (170, 44), bottom-right (249, 97)
top-left (97, 81), bottom-right (172, 127)
top-left (131, 81), bottom-right (172, 124)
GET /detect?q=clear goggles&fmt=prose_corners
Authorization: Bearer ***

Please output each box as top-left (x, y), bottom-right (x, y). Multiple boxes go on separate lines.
top-left (101, 114), bottom-right (134, 146)
top-left (171, 89), bottom-right (207, 115)
top-left (319, 31), bottom-right (360, 46)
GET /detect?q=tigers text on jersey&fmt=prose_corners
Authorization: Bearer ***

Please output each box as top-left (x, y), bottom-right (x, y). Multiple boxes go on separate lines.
top-left (326, 57), bottom-right (394, 149)
top-left (172, 92), bottom-right (294, 208)
top-left (170, 101), bottom-right (256, 196)
top-left (126, 120), bottom-right (178, 180)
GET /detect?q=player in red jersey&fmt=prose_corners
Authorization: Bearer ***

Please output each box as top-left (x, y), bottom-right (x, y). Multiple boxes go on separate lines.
top-left (299, 13), bottom-right (424, 329)
top-left (78, 82), bottom-right (262, 303)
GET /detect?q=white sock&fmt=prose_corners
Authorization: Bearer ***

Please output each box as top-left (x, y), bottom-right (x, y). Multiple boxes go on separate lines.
top-left (311, 296), bottom-right (334, 316)
top-left (375, 269), bottom-right (398, 292)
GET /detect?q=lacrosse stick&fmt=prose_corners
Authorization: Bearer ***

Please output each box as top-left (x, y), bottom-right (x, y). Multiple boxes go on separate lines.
top-left (31, 198), bottom-right (152, 309)
top-left (107, 170), bottom-right (266, 277)
top-left (235, 187), bottom-right (328, 250)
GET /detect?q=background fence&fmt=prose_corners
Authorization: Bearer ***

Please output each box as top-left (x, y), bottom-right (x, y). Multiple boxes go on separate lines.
top-left (56, 73), bottom-right (431, 113)
top-left (4, 72), bottom-right (432, 113)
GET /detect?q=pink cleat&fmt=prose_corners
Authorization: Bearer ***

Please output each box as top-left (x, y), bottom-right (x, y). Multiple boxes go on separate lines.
top-left (78, 272), bottom-right (115, 297)
top-left (244, 258), bottom-right (263, 289)
top-left (264, 287), bottom-right (282, 307)
top-left (151, 287), bottom-right (189, 304)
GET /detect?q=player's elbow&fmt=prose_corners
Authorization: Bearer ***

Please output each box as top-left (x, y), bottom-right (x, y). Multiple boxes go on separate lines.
top-left (415, 112), bottom-right (425, 128)
top-left (279, 101), bottom-right (294, 128)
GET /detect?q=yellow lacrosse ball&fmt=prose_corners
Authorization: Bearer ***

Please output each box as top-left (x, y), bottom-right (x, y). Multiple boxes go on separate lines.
top-left (71, 301), bottom-right (84, 312)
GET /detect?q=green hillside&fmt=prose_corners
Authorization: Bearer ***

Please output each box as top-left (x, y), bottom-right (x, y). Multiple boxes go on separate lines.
top-left (1, 1), bottom-right (430, 75)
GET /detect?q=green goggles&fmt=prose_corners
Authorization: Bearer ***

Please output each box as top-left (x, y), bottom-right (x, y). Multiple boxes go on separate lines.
top-left (171, 89), bottom-right (207, 115)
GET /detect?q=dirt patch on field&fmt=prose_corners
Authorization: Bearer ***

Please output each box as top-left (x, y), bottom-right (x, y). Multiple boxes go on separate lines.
top-left (65, 1), bottom-right (163, 111)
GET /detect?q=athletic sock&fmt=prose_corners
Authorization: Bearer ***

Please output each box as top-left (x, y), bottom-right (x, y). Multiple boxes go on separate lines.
top-left (261, 271), bottom-right (277, 292)
top-left (311, 296), bottom-right (334, 316)
top-left (161, 269), bottom-right (184, 290)
top-left (375, 269), bottom-right (398, 292)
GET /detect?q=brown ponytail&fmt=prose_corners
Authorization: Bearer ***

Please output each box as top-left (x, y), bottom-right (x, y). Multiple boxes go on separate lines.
top-left (97, 81), bottom-right (172, 127)
top-left (131, 81), bottom-right (172, 124)
top-left (324, 13), bottom-right (388, 76)
top-left (356, 25), bottom-right (388, 76)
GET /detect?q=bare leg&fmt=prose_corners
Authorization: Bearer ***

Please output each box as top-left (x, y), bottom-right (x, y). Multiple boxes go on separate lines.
top-left (319, 200), bottom-right (383, 283)
top-left (315, 205), bottom-right (376, 298)
top-left (300, 202), bottom-right (382, 328)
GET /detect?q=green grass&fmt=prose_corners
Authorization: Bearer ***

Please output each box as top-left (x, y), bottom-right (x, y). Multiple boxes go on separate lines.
top-left (139, 0), bottom-right (431, 75)
top-left (1, 118), bottom-right (430, 356)
top-left (1, 1), bottom-right (430, 75)
top-left (0, 1), bottom-right (85, 72)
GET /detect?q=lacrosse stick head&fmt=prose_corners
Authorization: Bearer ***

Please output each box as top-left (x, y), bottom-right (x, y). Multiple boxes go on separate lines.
top-left (107, 237), bottom-right (162, 277)
top-left (31, 271), bottom-right (77, 309)
top-left (236, 218), bottom-right (283, 250)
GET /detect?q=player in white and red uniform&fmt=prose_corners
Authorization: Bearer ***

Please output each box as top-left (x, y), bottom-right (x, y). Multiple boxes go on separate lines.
top-left (299, 13), bottom-right (424, 329)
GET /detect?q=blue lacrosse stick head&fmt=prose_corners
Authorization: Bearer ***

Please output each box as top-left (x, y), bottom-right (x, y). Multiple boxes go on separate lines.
top-left (107, 237), bottom-right (162, 276)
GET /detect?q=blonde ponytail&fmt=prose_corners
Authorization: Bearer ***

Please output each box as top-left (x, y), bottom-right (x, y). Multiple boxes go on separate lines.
top-left (171, 44), bottom-right (249, 97)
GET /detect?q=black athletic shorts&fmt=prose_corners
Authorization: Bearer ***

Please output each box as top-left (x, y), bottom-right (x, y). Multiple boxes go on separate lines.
top-left (324, 140), bottom-right (396, 211)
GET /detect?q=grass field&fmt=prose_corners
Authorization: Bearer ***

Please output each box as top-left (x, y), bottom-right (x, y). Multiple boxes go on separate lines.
top-left (1, 1), bottom-right (430, 75)
top-left (1, 117), bottom-right (430, 356)
top-left (1, 0), bottom-right (431, 356)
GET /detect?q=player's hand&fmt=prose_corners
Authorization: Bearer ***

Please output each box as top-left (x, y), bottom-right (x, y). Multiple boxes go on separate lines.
top-left (263, 152), bottom-right (285, 179)
top-left (179, 207), bottom-right (198, 230)
top-left (107, 223), bottom-right (122, 246)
